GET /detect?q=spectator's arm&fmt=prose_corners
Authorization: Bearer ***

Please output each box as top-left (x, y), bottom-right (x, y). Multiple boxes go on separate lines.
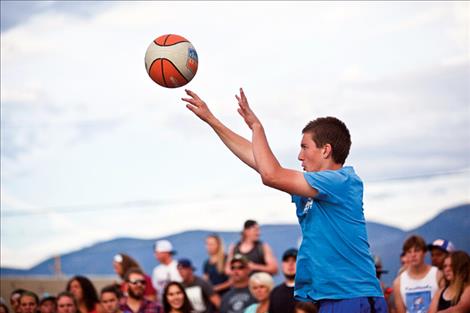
top-left (393, 276), bottom-right (406, 313)
top-left (225, 244), bottom-right (235, 275)
top-left (428, 287), bottom-right (443, 313)
top-left (247, 243), bottom-right (278, 275)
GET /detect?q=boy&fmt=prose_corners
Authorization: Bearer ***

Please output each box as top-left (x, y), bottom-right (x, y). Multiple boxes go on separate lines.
top-left (182, 88), bottom-right (386, 312)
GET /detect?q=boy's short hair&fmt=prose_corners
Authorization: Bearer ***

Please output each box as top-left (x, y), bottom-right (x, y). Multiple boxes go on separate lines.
top-left (403, 235), bottom-right (427, 253)
top-left (302, 117), bottom-right (351, 165)
top-left (100, 284), bottom-right (122, 299)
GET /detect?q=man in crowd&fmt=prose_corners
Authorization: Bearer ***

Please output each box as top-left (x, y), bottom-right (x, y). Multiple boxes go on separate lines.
top-left (220, 254), bottom-right (256, 313)
top-left (268, 248), bottom-right (298, 313)
top-left (177, 258), bottom-right (221, 313)
top-left (151, 240), bottom-right (182, 303)
top-left (393, 235), bottom-right (444, 313)
top-left (100, 285), bottom-right (122, 313)
top-left (427, 238), bottom-right (455, 270)
top-left (39, 295), bottom-right (56, 313)
top-left (121, 268), bottom-right (162, 313)
top-left (19, 292), bottom-right (39, 313)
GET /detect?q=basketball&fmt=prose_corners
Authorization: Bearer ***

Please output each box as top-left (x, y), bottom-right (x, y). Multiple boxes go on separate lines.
top-left (144, 34), bottom-right (198, 88)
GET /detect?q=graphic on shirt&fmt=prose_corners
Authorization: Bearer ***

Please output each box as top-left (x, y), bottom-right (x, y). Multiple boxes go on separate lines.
top-left (185, 286), bottom-right (206, 312)
top-left (405, 290), bottom-right (431, 313)
top-left (303, 198), bottom-right (313, 214)
top-left (228, 293), bottom-right (250, 313)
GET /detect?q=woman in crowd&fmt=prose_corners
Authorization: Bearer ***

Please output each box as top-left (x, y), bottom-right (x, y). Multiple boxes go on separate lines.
top-left (429, 250), bottom-right (470, 313)
top-left (19, 292), bottom-right (39, 313)
top-left (66, 276), bottom-right (101, 313)
top-left (112, 253), bottom-right (156, 301)
top-left (202, 234), bottom-right (231, 295)
top-left (162, 282), bottom-right (194, 313)
top-left (56, 292), bottom-right (79, 313)
top-left (225, 220), bottom-right (278, 275)
top-left (244, 272), bottom-right (274, 313)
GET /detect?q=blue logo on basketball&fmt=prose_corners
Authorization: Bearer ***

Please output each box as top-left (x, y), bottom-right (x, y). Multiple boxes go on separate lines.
top-left (188, 47), bottom-right (198, 62)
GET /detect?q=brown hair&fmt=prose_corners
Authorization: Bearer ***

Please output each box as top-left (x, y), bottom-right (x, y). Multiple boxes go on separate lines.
top-left (302, 117), bottom-right (351, 165)
top-left (207, 234), bottom-right (226, 274)
top-left (403, 235), bottom-right (427, 253)
top-left (114, 253), bottom-right (141, 279)
top-left (124, 267), bottom-right (145, 281)
top-left (295, 301), bottom-right (318, 313)
top-left (448, 251), bottom-right (470, 305)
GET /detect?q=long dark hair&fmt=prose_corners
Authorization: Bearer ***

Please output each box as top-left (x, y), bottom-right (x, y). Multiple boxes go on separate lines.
top-left (66, 276), bottom-right (99, 312)
top-left (163, 282), bottom-right (193, 313)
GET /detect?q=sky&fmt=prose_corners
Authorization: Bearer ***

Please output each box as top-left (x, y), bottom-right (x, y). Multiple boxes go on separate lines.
top-left (1, 1), bottom-right (469, 269)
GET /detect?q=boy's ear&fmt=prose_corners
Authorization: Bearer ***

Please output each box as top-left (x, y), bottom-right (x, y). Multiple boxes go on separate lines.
top-left (323, 144), bottom-right (332, 159)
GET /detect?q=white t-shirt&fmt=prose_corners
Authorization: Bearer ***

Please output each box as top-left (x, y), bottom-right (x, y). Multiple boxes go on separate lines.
top-left (152, 259), bottom-right (182, 302)
top-left (400, 266), bottom-right (439, 313)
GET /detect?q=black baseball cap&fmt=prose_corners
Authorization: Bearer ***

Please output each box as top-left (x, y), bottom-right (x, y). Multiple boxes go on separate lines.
top-left (282, 248), bottom-right (298, 261)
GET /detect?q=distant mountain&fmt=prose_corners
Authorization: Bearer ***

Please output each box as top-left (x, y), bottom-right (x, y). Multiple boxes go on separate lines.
top-left (2, 203), bottom-right (469, 286)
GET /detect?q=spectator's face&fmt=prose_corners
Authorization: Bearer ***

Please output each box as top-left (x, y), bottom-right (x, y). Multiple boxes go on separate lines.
top-left (10, 293), bottom-right (22, 313)
top-left (155, 251), bottom-right (171, 263)
top-left (250, 283), bottom-right (270, 302)
top-left (166, 285), bottom-right (184, 310)
top-left (57, 296), bottom-right (76, 313)
top-left (113, 262), bottom-right (123, 276)
top-left (100, 292), bottom-right (119, 313)
top-left (20, 296), bottom-right (37, 313)
top-left (244, 225), bottom-right (260, 241)
top-left (406, 247), bottom-right (425, 267)
top-left (1, 305), bottom-right (8, 313)
top-left (230, 261), bottom-right (249, 283)
top-left (39, 300), bottom-right (56, 313)
top-left (443, 257), bottom-right (453, 282)
top-left (127, 273), bottom-right (146, 299)
top-left (69, 280), bottom-right (83, 301)
top-left (177, 266), bottom-right (193, 283)
top-left (205, 237), bottom-right (219, 255)
top-left (430, 248), bottom-right (448, 269)
top-left (282, 257), bottom-right (296, 278)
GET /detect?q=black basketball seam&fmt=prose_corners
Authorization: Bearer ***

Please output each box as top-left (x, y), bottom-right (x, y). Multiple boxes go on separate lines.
top-left (161, 58), bottom-right (189, 87)
top-left (154, 34), bottom-right (188, 47)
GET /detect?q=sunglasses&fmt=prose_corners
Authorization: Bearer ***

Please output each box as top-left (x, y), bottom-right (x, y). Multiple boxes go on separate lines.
top-left (231, 265), bottom-right (246, 270)
top-left (128, 279), bottom-right (146, 286)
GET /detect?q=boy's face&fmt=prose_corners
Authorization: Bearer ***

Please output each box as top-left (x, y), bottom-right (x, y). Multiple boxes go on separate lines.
top-left (298, 133), bottom-right (325, 172)
top-left (101, 292), bottom-right (120, 313)
top-left (406, 246), bottom-right (426, 267)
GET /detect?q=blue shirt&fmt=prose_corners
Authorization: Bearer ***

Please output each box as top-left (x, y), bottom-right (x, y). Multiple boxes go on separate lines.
top-left (292, 166), bottom-right (383, 301)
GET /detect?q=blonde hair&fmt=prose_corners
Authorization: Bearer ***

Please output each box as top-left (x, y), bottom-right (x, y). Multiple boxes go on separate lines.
top-left (207, 234), bottom-right (226, 273)
top-left (248, 272), bottom-right (274, 294)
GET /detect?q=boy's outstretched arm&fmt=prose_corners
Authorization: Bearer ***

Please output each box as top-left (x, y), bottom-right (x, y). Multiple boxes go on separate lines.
top-left (182, 89), bottom-right (257, 171)
top-left (236, 88), bottom-right (317, 198)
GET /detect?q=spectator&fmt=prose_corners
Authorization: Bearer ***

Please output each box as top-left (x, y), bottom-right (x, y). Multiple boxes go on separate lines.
top-left (100, 285), bottom-right (122, 313)
top-left (120, 268), bottom-right (162, 313)
top-left (393, 235), bottom-right (444, 313)
top-left (244, 272), bottom-right (274, 313)
top-left (66, 276), bottom-right (102, 313)
top-left (151, 240), bottom-right (182, 304)
top-left (56, 292), bottom-right (79, 313)
top-left (113, 253), bottom-right (156, 301)
top-left (374, 255), bottom-right (393, 312)
top-left (429, 251), bottom-right (470, 313)
top-left (220, 254), bottom-right (256, 313)
top-left (294, 302), bottom-right (318, 313)
top-left (203, 234), bottom-right (231, 296)
top-left (226, 220), bottom-right (278, 276)
top-left (268, 248), bottom-right (298, 313)
top-left (19, 292), bottom-right (39, 313)
top-left (177, 258), bottom-right (220, 313)
top-left (39, 295), bottom-right (56, 313)
top-left (162, 282), bottom-right (194, 313)
top-left (10, 289), bottom-right (26, 313)
top-left (427, 239), bottom-right (456, 270)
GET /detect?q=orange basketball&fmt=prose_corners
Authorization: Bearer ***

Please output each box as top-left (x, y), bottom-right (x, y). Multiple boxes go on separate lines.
top-left (144, 34), bottom-right (198, 88)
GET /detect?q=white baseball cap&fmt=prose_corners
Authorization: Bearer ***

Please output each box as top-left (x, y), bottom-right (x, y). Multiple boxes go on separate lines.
top-left (154, 240), bottom-right (175, 254)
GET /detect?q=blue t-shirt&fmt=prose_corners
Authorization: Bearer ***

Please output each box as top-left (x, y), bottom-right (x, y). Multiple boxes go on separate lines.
top-left (292, 166), bottom-right (383, 301)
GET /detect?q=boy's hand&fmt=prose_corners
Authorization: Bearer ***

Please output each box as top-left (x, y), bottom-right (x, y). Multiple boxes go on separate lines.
top-left (182, 89), bottom-right (215, 123)
top-left (236, 88), bottom-right (261, 130)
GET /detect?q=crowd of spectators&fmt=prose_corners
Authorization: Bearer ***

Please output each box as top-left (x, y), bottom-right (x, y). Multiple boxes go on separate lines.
top-left (1, 220), bottom-right (468, 313)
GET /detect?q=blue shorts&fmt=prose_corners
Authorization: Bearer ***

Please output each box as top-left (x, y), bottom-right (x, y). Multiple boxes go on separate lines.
top-left (318, 297), bottom-right (388, 313)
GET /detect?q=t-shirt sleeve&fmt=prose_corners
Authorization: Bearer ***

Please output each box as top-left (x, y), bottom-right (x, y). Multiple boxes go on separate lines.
top-left (303, 170), bottom-right (347, 203)
top-left (200, 278), bottom-right (215, 295)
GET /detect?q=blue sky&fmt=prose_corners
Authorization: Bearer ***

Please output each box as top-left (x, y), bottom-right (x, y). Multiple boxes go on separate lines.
top-left (1, 1), bottom-right (469, 268)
